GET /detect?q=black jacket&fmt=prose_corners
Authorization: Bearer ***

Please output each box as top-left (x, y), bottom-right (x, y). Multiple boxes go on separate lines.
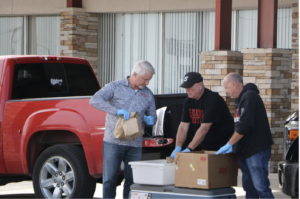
top-left (233, 83), bottom-right (274, 160)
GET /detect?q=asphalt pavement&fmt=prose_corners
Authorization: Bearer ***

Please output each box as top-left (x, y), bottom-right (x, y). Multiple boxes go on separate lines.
top-left (0, 170), bottom-right (290, 198)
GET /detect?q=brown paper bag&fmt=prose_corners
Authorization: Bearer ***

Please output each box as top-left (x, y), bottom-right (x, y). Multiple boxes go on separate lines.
top-left (123, 112), bottom-right (144, 140)
top-left (166, 156), bottom-right (175, 163)
top-left (113, 112), bottom-right (144, 140)
top-left (114, 117), bottom-right (126, 139)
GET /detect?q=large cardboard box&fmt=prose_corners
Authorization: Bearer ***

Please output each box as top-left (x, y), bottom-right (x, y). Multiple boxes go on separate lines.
top-left (175, 151), bottom-right (237, 189)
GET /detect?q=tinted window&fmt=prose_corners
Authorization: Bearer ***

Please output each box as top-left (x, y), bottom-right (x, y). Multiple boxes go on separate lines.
top-left (11, 63), bottom-right (100, 99)
top-left (45, 64), bottom-right (68, 97)
top-left (64, 64), bottom-right (100, 96)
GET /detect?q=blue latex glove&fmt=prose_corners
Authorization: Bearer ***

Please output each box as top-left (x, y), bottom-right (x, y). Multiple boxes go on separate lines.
top-left (182, 148), bottom-right (191, 153)
top-left (116, 109), bottom-right (130, 120)
top-left (170, 146), bottom-right (182, 159)
top-left (143, 115), bottom-right (154, 125)
top-left (215, 143), bottom-right (233, 155)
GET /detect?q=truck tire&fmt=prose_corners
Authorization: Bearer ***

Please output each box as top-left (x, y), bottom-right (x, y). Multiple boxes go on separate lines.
top-left (33, 144), bottom-right (96, 198)
top-left (292, 170), bottom-right (298, 198)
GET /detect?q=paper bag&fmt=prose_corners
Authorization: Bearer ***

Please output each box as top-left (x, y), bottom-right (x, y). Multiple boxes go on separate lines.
top-left (123, 112), bottom-right (144, 140)
top-left (166, 156), bottom-right (175, 163)
top-left (114, 117), bottom-right (126, 139)
top-left (113, 112), bottom-right (144, 140)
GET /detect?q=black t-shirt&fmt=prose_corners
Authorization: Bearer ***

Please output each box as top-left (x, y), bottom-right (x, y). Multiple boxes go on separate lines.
top-left (181, 88), bottom-right (234, 150)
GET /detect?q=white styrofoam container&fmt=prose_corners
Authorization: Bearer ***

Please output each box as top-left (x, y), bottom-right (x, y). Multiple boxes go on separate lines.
top-left (129, 159), bottom-right (175, 185)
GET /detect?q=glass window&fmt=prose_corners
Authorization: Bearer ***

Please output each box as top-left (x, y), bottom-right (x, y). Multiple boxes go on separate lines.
top-left (44, 64), bottom-right (69, 96)
top-left (11, 63), bottom-right (100, 99)
top-left (99, 12), bottom-right (214, 94)
top-left (12, 63), bottom-right (49, 99)
top-left (64, 64), bottom-right (100, 96)
top-left (237, 10), bottom-right (258, 51)
top-left (164, 11), bottom-right (214, 94)
top-left (0, 17), bottom-right (24, 55)
top-left (277, 8), bottom-right (292, 48)
top-left (235, 8), bottom-right (291, 51)
top-left (164, 12), bottom-right (201, 93)
top-left (98, 8), bottom-right (292, 94)
top-left (98, 13), bottom-right (161, 93)
top-left (0, 16), bottom-right (60, 56)
top-left (28, 16), bottom-right (61, 55)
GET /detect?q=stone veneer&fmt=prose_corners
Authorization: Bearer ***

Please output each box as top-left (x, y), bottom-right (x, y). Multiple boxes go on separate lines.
top-left (200, 51), bottom-right (243, 116)
top-left (291, 1), bottom-right (299, 112)
top-left (60, 8), bottom-right (98, 74)
top-left (242, 48), bottom-right (294, 173)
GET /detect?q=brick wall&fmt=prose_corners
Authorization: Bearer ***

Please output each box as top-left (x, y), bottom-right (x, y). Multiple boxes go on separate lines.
top-left (291, 1), bottom-right (299, 112)
top-left (200, 51), bottom-right (243, 116)
top-left (60, 8), bottom-right (98, 74)
top-left (242, 48), bottom-right (294, 173)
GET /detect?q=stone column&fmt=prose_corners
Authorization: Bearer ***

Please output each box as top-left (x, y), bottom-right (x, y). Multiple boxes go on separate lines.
top-left (200, 51), bottom-right (243, 115)
top-left (60, 8), bottom-right (98, 75)
top-left (242, 48), bottom-right (294, 173)
top-left (291, 1), bottom-right (299, 112)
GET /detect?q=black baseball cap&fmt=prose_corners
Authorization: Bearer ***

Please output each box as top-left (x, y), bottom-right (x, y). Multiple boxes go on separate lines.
top-left (180, 72), bottom-right (203, 88)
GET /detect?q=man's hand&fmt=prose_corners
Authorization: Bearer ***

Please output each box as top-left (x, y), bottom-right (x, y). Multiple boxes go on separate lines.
top-left (215, 143), bottom-right (233, 155)
top-left (143, 115), bottom-right (154, 125)
top-left (170, 146), bottom-right (182, 159)
top-left (182, 148), bottom-right (191, 153)
top-left (116, 109), bottom-right (130, 120)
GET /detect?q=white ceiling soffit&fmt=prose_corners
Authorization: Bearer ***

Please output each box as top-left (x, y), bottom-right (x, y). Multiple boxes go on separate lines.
top-left (0, 0), bottom-right (294, 16)
top-left (83, 0), bottom-right (294, 13)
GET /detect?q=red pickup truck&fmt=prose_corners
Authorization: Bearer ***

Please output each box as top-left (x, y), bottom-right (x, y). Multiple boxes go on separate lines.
top-left (0, 55), bottom-right (183, 198)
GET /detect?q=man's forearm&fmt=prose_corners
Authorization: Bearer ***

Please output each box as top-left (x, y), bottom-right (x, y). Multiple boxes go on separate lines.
top-left (176, 131), bottom-right (187, 147)
top-left (188, 133), bottom-right (205, 150)
top-left (188, 123), bottom-right (211, 150)
top-left (228, 132), bottom-right (243, 145)
top-left (175, 124), bottom-right (189, 147)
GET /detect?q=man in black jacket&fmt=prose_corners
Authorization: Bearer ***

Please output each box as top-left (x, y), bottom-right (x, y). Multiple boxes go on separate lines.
top-left (216, 72), bottom-right (274, 199)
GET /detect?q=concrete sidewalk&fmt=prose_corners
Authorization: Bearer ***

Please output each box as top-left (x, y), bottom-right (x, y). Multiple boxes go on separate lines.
top-left (0, 169), bottom-right (289, 198)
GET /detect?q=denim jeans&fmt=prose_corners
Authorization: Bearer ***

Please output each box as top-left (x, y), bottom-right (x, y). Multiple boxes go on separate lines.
top-left (103, 141), bottom-right (142, 199)
top-left (238, 147), bottom-right (274, 199)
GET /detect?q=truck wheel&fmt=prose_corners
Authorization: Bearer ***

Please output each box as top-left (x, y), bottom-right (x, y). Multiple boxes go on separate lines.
top-left (292, 170), bottom-right (298, 199)
top-left (33, 144), bottom-right (96, 198)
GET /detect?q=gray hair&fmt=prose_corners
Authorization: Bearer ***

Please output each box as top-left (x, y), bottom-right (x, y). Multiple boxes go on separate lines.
top-left (131, 60), bottom-right (155, 76)
top-left (226, 73), bottom-right (243, 84)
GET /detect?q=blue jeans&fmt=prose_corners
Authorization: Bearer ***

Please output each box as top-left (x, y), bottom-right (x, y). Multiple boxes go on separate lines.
top-left (238, 147), bottom-right (274, 199)
top-left (103, 141), bottom-right (142, 199)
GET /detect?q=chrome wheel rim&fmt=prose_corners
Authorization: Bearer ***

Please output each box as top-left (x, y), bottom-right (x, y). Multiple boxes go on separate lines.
top-left (39, 156), bottom-right (75, 199)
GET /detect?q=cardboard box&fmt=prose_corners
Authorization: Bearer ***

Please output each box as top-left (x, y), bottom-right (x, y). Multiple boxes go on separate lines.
top-left (175, 151), bottom-right (237, 189)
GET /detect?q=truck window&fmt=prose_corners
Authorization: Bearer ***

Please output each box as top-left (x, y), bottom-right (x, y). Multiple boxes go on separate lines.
top-left (45, 64), bottom-right (69, 97)
top-left (11, 63), bottom-right (100, 99)
top-left (64, 63), bottom-right (100, 96)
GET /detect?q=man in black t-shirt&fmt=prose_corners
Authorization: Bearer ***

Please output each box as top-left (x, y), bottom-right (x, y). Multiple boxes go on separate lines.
top-left (170, 72), bottom-right (234, 159)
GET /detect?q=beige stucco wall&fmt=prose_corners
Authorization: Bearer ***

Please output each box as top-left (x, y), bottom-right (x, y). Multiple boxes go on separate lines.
top-left (0, 0), bottom-right (66, 15)
top-left (0, 0), bottom-right (294, 16)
